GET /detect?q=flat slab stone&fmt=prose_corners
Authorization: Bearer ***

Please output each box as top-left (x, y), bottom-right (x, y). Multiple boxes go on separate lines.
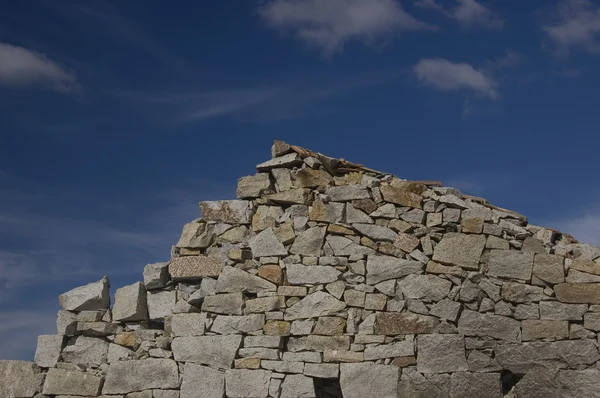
top-left (555, 283), bottom-right (600, 304)
top-left (280, 374), bottom-right (316, 398)
top-left (169, 255), bottom-right (223, 280)
top-left (366, 255), bottom-right (424, 285)
top-left (287, 336), bottom-right (351, 352)
top-left (417, 334), bottom-right (468, 374)
top-left (364, 340), bottom-right (414, 360)
top-left (324, 185), bottom-right (370, 202)
top-left (147, 290), bottom-right (176, 320)
top-left (58, 276), bottom-right (110, 311)
top-left (352, 223), bottom-right (397, 242)
top-left (374, 312), bottom-right (440, 335)
top-left (457, 309), bottom-right (521, 342)
top-left (432, 233), bottom-right (486, 270)
top-left (216, 266), bottom-right (276, 293)
top-left (0, 360), bottom-right (44, 397)
top-left (200, 200), bottom-right (254, 224)
top-left (171, 313), bottom-right (207, 336)
top-left (286, 264), bottom-right (341, 285)
top-left (487, 250), bottom-right (534, 281)
top-left (43, 367), bottom-right (103, 396)
top-left (181, 363), bottom-right (225, 398)
top-left (450, 372), bottom-right (502, 398)
top-left (285, 291), bottom-right (346, 320)
top-left (61, 336), bottom-right (109, 366)
top-left (398, 274), bottom-right (452, 302)
top-left (539, 301), bottom-right (588, 320)
top-left (211, 314), bottom-right (265, 334)
top-left (237, 173), bottom-right (274, 198)
top-left (102, 359), bottom-right (179, 394)
top-left (225, 369), bottom-right (272, 398)
top-left (340, 363), bottom-right (400, 398)
top-left (248, 228), bottom-right (288, 258)
top-left (171, 335), bottom-right (242, 369)
top-left (256, 152), bottom-right (302, 170)
top-left (380, 185), bottom-right (422, 208)
top-left (290, 226), bottom-right (327, 256)
top-left (326, 235), bottom-right (376, 256)
top-left (202, 292), bottom-right (244, 315)
top-left (521, 320), bottom-right (568, 341)
top-left (532, 253), bottom-right (565, 284)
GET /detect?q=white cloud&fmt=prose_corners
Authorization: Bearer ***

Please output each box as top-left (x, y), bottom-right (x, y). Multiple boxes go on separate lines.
top-left (259, 0), bottom-right (435, 54)
top-left (547, 210), bottom-right (600, 247)
top-left (543, 0), bottom-right (600, 55)
top-left (415, 0), bottom-right (503, 30)
top-left (0, 42), bottom-right (79, 93)
top-left (413, 58), bottom-right (497, 98)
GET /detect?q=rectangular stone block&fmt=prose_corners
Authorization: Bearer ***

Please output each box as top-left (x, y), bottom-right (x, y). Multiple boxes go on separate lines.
top-left (555, 283), bottom-right (600, 304)
top-left (200, 200), bottom-right (253, 224)
top-left (169, 255), bottom-right (223, 280)
top-left (0, 360), bottom-right (44, 398)
top-left (43, 368), bottom-right (103, 396)
top-left (521, 320), bottom-right (569, 341)
top-left (374, 312), bottom-right (439, 335)
top-left (172, 335), bottom-right (242, 369)
top-left (102, 359), bottom-right (179, 394)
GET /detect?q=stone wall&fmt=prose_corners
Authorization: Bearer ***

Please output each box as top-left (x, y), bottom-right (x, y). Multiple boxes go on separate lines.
top-left (2, 140), bottom-right (600, 398)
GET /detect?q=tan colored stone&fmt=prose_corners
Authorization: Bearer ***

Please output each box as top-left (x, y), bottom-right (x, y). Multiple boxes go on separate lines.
top-left (258, 264), bottom-right (283, 285)
top-left (380, 185), bottom-right (423, 209)
top-left (169, 255), bottom-right (223, 280)
top-left (522, 320), bottom-right (569, 341)
top-left (263, 320), bottom-right (291, 336)
top-left (235, 357), bottom-right (261, 369)
top-left (265, 188), bottom-right (312, 205)
top-left (295, 168), bottom-right (333, 188)
top-left (391, 356), bottom-right (417, 367)
top-left (461, 217), bottom-right (484, 234)
top-left (533, 253), bottom-right (565, 284)
top-left (327, 224), bottom-right (355, 235)
top-left (374, 312), bottom-right (439, 335)
top-left (360, 236), bottom-right (378, 250)
top-left (274, 222), bottom-right (295, 244)
top-left (394, 233), bottom-right (420, 252)
top-left (571, 257), bottom-right (600, 276)
top-left (555, 283), bottom-right (600, 304)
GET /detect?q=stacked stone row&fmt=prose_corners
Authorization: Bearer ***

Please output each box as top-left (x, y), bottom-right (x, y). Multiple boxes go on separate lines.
top-left (2, 140), bottom-right (600, 398)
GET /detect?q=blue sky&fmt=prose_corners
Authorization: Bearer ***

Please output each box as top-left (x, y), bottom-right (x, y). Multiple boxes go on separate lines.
top-left (1, 0), bottom-right (599, 359)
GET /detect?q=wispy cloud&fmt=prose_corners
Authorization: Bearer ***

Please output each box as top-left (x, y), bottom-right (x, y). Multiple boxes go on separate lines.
top-left (545, 208), bottom-right (600, 246)
top-left (0, 309), bottom-right (56, 359)
top-left (415, 0), bottom-right (503, 30)
top-left (258, 0), bottom-right (436, 55)
top-left (542, 0), bottom-right (600, 55)
top-left (0, 42), bottom-right (79, 93)
top-left (413, 58), bottom-right (497, 98)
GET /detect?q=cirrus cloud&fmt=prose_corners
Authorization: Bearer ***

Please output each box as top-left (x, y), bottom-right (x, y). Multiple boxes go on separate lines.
top-left (543, 0), bottom-right (600, 55)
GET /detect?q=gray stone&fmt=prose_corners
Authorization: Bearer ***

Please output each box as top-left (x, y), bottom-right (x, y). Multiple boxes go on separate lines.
top-left (43, 368), bottom-right (102, 396)
top-left (487, 250), bottom-right (534, 281)
top-left (566, 269), bottom-right (600, 282)
top-left (571, 257), bottom-right (600, 275)
top-left (432, 234), bottom-right (486, 270)
top-left (457, 309), bottom-right (520, 342)
top-left (374, 312), bottom-right (440, 335)
top-left (401, 209), bottom-right (426, 224)
top-left (246, 296), bottom-right (286, 313)
top-left (539, 301), bottom-right (587, 320)
top-left (280, 374), bottom-right (316, 398)
top-left (216, 266), bottom-right (276, 293)
top-left (107, 343), bottom-right (133, 362)
top-left (514, 303), bottom-right (539, 320)
top-left (366, 255), bottom-right (424, 285)
top-left (501, 282), bottom-right (549, 303)
top-left (310, 200), bottom-right (344, 223)
top-left (225, 369), bottom-right (271, 398)
top-left (171, 313), bottom-right (207, 336)
top-left (200, 200), bottom-right (254, 224)
top-left (557, 369), bottom-right (600, 398)
top-left (102, 359), bottom-right (179, 394)
top-left (34, 335), bottom-right (64, 368)
top-left (478, 278), bottom-right (501, 302)
top-left (417, 334), bottom-right (468, 374)
top-left (398, 369), bottom-right (451, 398)
top-left (532, 253), bottom-right (565, 284)
top-left (143, 262), bottom-right (169, 290)
top-left (495, 339), bottom-right (600, 373)
top-left (325, 185), bottom-right (370, 202)
top-left (340, 363), bottom-right (400, 398)
top-left (295, 167), bottom-right (332, 188)
top-left (257, 152), bottom-right (302, 170)
top-left (265, 188), bottom-right (312, 205)
top-left (286, 264), bottom-right (341, 285)
top-left (245, 335), bottom-right (282, 348)
top-left (147, 290), bottom-right (176, 320)
top-left (169, 255), bottom-right (223, 280)
top-left (466, 350), bottom-right (502, 372)
top-left (56, 310), bottom-right (78, 335)
top-left (172, 335), bottom-right (242, 368)
top-left (202, 292), bottom-right (244, 315)
top-left (211, 314), bottom-right (265, 334)
top-left (352, 223), bottom-right (397, 242)
top-left (522, 319), bottom-right (568, 340)
top-left (290, 226), bottom-right (327, 256)
top-left (261, 360), bottom-right (304, 374)
top-left (584, 312), bottom-right (600, 331)
top-left (326, 235), bottom-right (376, 256)
top-left (61, 336), bottom-right (109, 366)
top-left (58, 276), bottom-right (110, 311)
top-left (364, 339), bottom-right (414, 360)
top-left (304, 363), bottom-right (339, 379)
top-left (345, 203), bottom-right (374, 224)
top-left (398, 274), bottom-right (452, 302)
top-left (176, 222), bottom-right (216, 249)
top-left (249, 228), bottom-right (288, 258)
top-left (287, 336), bottom-right (350, 352)
top-left (253, 205), bottom-right (284, 231)
top-left (285, 291), bottom-right (346, 320)
top-left (430, 299), bottom-right (462, 322)
top-left (0, 360), bottom-right (44, 397)
top-left (450, 372), bottom-right (501, 398)
top-left (237, 173), bottom-right (274, 198)
top-left (112, 282), bottom-right (148, 322)
top-left (181, 363), bottom-right (224, 398)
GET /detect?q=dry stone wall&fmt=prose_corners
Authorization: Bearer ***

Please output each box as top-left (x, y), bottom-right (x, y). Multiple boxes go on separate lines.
top-left (2, 140), bottom-right (600, 398)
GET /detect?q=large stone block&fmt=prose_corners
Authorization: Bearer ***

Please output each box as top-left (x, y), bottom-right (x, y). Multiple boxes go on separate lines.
top-left (147, 290), bottom-right (176, 320)
top-left (457, 310), bottom-right (520, 342)
top-left (417, 334), bottom-right (468, 374)
top-left (290, 226), bottom-right (327, 256)
top-left (284, 291), bottom-right (346, 320)
top-left (237, 173), bottom-right (274, 198)
top-left (366, 255), bottom-right (424, 285)
top-left (0, 360), bottom-right (44, 397)
top-left (58, 276), bottom-right (110, 311)
top-left (532, 253), bottom-right (565, 284)
top-left (202, 292), bottom-right (244, 315)
top-left (287, 336), bottom-right (350, 352)
top-left (487, 250), bottom-right (534, 281)
top-left (102, 359), bottom-right (179, 394)
top-left (43, 368), bottom-right (103, 396)
top-left (374, 312), bottom-right (440, 335)
top-left (398, 274), bottom-right (452, 302)
top-left (210, 314), bottom-right (265, 334)
top-left (169, 255), bottom-right (223, 280)
top-left (61, 336), bottom-right (109, 366)
top-left (34, 335), bottom-right (64, 368)
top-left (112, 282), bottom-right (148, 322)
top-left (280, 374), bottom-right (316, 398)
top-left (340, 363), bottom-right (400, 398)
top-left (181, 363), bottom-right (225, 398)
top-left (200, 200), bottom-right (254, 224)
top-left (379, 185), bottom-right (422, 208)
top-left (225, 369), bottom-right (272, 398)
top-left (286, 264), bottom-right (341, 285)
top-left (521, 320), bottom-right (569, 341)
top-left (539, 301), bottom-right (588, 320)
top-left (171, 313), bottom-right (207, 336)
top-left (449, 372), bottom-right (502, 398)
top-left (326, 235), bottom-right (376, 256)
top-left (143, 262), bottom-right (170, 290)
top-left (555, 283), bottom-right (600, 304)
top-left (249, 227), bottom-right (288, 258)
top-left (216, 266), bottom-right (276, 293)
top-left (171, 335), bottom-right (242, 368)
top-left (432, 233), bottom-right (486, 270)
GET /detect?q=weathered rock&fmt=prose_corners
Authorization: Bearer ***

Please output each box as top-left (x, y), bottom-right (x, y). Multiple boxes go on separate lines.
top-left (380, 185), bottom-right (422, 208)
top-left (200, 200), bottom-right (253, 224)
top-left (466, 350), bottom-right (502, 372)
top-left (225, 369), bottom-right (271, 398)
top-left (176, 222), bottom-right (217, 249)
top-left (112, 282), bottom-right (148, 322)
top-left (169, 255), bottom-right (223, 280)
top-left (0, 361), bottom-right (44, 397)
top-left (571, 257), bottom-right (600, 276)
top-left (326, 235), bottom-right (376, 256)
top-left (352, 223), bottom-right (397, 242)
top-left (521, 319), bottom-right (568, 341)
top-left (487, 250), bottom-right (534, 281)
top-left (539, 301), bottom-right (587, 320)
top-left (345, 203), bottom-right (374, 224)
top-left (555, 283), bottom-right (600, 304)
top-left (398, 368), bottom-right (451, 398)
top-left (257, 152), bottom-right (302, 170)
top-left (171, 313), bottom-right (207, 336)
top-left (143, 262), bottom-right (170, 290)
top-left (147, 290), bottom-right (176, 320)
top-left (216, 266), bottom-right (276, 293)
top-left (285, 291), bottom-right (346, 320)
top-left (202, 292), bottom-right (244, 315)
top-left (34, 335), bottom-right (64, 368)
top-left (457, 309), bottom-right (520, 342)
top-left (494, 339), bottom-right (600, 373)
top-left (237, 173), bottom-right (274, 198)
top-left (264, 320), bottom-right (292, 336)
top-left (432, 234), bottom-right (486, 270)
top-left (532, 253), bottom-right (565, 284)
top-left (366, 255), bottom-right (424, 285)
top-left (265, 188), bottom-right (312, 205)
top-left (280, 374), bottom-right (316, 398)
top-left (43, 367), bottom-right (103, 396)
top-left (501, 282), bottom-right (549, 303)
top-left (287, 336), bottom-right (350, 352)
top-left (102, 359), bottom-right (179, 394)
top-left (449, 372), bottom-right (502, 398)
top-left (310, 200), bottom-right (344, 223)
top-left (249, 228), bottom-right (288, 257)
top-left (374, 312), bottom-right (440, 335)
top-left (296, 168), bottom-right (333, 188)
top-left (181, 363), bottom-right (224, 398)
top-left (304, 363), bottom-right (339, 378)
top-left (171, 335), bottom-right (242, 368)
top-left (313, 317), bottom-right (346, 336)
top-left (286, 264), bottom-right (341, 285)
top-left (429, 299), bottom-right (462, 322)
top-left (58, 277), bottom-right (110, 311)
top-left (398, 274), bottom-right (452, 302)
top-left (61, 336), bottom-right (109, 366)
top-left (325, 185), bottom-right (370, 202)
top-left (417, 334), bottom-right (467, 374)
top-left (290, 226), bottom-right (327, 256)
top-left (211, 314), bottom-right (265, 334)
top-left (364, 340), bottom-right (414, 360)
top-left (340, 363), bottom-right (400, 398)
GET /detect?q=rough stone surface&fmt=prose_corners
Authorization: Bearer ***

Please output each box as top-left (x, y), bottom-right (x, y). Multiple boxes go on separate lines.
top-left (112, 282), bottom-right (148, 322)
top-left (374, 312), bottom-right (440, 335)
top-left (171, 335), bottom-right (242, 368)
top-left (280, 374), bottom-right (316, 398)
top-left (0, 361), bottom-right (44, 397)
top-left (450, 372), bottom-right (502, 398)
top-left (58, 277), bottom-right (110, 311)
top-left (143, 262), bottom-right (170, 290)
top-left (290, 226), bottom-right (326, 256)
top-left (286, 264), bottom-right (341, 285)
top-left (248, 228), bottom-right (288, 258)
top-left (43, 367), bottom-right (103, 396)
top-left (181, 363), bottom-right (224, 398)
top-left (398, 274), bottom-right (452, 302)
top-left (457, 310), bottom-right (521, 342)
top-left (102, 359), bottom-right (179, 394)
top-left (216, 266), bottom-right (276, 293)
top-left (418, 334), bottom-right (468, 374)
top-left (285, 291), bottom-right (346, 320)
top-left (555, 283), bottom-right (600, 304)
top-left (225, 369), bottom-right (271, 398)
top-left (366, 255), bottom-right (424, 285)
top-left (487, 250), bottom-right (534, 281)
top-left (340, 363), bottom-right (400, 398)
top-left (200, 200), bottom-right (253, 224)
top-left (34, 335), bottom-right (64, 368)
top-left (169, 255), bottom-right (223, 280)
top-left (432, 234), bottom-right (486, 270)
